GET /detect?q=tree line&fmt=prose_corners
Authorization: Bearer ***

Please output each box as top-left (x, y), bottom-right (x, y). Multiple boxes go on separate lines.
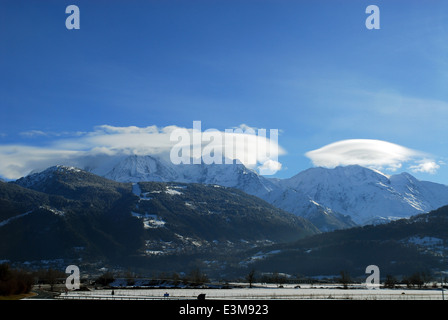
top-left (0, 263), bottom-right (70, 296)
top-left (0, 264), bottom-right (34, 296)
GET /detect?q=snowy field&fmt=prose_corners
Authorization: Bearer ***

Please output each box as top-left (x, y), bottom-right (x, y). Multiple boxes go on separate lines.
top-left (57, 284), bottom-right (448, 300)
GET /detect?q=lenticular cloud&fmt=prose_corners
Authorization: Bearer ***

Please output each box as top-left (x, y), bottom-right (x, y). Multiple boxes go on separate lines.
top-left (0, 124), bottom-right (284, 180)
top-left (305, 139), bottom-right (439, 174)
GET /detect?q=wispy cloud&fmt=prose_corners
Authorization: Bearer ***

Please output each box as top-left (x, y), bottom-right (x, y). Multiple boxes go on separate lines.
top-left (19, 130), bottom-right (48, 138)
top-left (20, 130), bottom-right (87, 138)
top-left (305, 139), bottom-right (441, 174)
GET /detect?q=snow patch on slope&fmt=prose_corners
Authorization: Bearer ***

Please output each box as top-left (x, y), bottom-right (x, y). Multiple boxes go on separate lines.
top-left (0, 210), bottom-right (33, 227)
top-left (131, 212), bottom-right (165, 229)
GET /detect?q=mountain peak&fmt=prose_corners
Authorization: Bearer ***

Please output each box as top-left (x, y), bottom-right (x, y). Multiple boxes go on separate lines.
top-left (284, 165), bottom-right (390, 189)
top-left (390, 171), bottom-right (418, 183)
top-left (87, 154), bottom-right (278, 198)
top-left (13, 164), bottom-right (126, 198)
top-left (95, 154), bottom-right (177, 183)
top-left (45, 165), bottom-right (83, 174)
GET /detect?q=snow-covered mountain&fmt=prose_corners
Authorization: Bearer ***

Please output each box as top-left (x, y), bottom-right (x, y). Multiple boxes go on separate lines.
top-left (88, 154), bottom-right (279, 199)
top-left (263, 187), bottom-right (357, 231)
top-left (88, 156), bottom-right (448, 228)
top-left (277, 165), bottom-right (448, 225)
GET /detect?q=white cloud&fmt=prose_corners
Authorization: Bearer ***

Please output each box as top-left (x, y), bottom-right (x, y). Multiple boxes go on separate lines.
top-left (0, 124), bottom-right (285, 179)
top-left (19, 130), bottom-right (87, 138)
top-left (60, 124), bottom-right (180, 154)
top-left (257, 159), bottom-right (282, 175)
top-left (0, 145), bottom-right (82, 180)
top-left (20, 130), bottom-right (48, 137)
top-left (305, 139), bottom-right (440, 174)
top-left (409, 160), bottom-right (440, 174)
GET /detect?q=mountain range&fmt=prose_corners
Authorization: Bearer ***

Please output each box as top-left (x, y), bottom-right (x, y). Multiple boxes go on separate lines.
top-left (2, 155), bottom-right (448, 278)
top-left (81, 154), bottom-right (448, 231)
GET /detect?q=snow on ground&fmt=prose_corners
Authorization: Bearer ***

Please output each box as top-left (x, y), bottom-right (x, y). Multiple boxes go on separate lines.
top-left (140, 192), bottom-right (153, 200)
top-left (132, 183), bottom-right (142, 197)
top-left (248, 250), bottom-right (282, 262)
top-left (131, 212), bottom-right (165, 229)
top-left (165, 187), bottom-right (183, 196)
top-left (42, 206), bottom-right (65, 216)
top-left (132, 183), bottom-right (154, 200)
top-left (185, 201), bottom-right (196, 209)
top-left (59, 284), bottom-right (447, 300)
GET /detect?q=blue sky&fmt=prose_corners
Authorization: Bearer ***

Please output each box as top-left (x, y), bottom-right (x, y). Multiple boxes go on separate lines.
top-left (1, 0), bottom-right (448, 183)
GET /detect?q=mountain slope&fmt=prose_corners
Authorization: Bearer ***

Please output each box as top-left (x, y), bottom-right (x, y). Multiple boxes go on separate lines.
top-left (2, 166), bottom-right (319, 272)
top-left (238, 205), bottom-right (448, 278)
top-left (82, 155), bottom-right (359, 230)
top-left (132, 181), bottom-right (318, 243)
top-left (5, 167), bottom-right (143, 262)
top-left (263, 187), bottom-right (357, 232)
top-left (16, 157), bottom-right (448, 232)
